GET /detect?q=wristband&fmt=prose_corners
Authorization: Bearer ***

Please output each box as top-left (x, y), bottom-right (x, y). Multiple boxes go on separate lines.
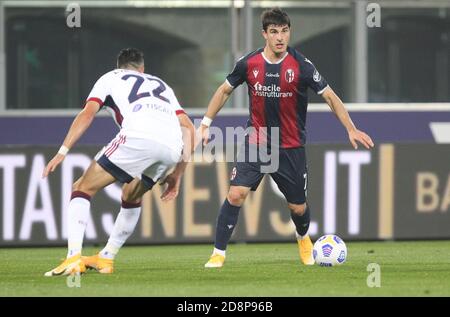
top-left (201, 116), bottom-right (213, 127)
top-left (58, 145), bottom-right (69, 156)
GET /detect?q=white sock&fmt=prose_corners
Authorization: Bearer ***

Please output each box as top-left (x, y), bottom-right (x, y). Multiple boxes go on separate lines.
top-left (213, 247), bottom-right (226, 257)
top-left (67, 197), bottom-right (91, 258)
top-left (100, 206), bottom-right (141, 259)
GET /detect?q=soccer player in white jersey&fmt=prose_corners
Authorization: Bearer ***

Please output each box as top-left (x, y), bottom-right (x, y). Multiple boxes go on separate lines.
top-left (43, 48), bottom-right (195, 276)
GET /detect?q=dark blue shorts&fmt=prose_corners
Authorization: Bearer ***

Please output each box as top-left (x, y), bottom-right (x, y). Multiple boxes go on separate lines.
top-left (230, 142), bottom-right (308, 204)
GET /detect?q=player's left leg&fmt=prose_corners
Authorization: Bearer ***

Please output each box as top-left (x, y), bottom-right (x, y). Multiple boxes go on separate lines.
top-left (82, 178), bottom-right (149, 274)
top-left (288, 202), bottom-right (314, 265)
top-left (82, 140), bottom-right (181, 273)
top-left (270, 147), bottom-right (314, 265)
top-left (102, 177), bottom-right (147, 259)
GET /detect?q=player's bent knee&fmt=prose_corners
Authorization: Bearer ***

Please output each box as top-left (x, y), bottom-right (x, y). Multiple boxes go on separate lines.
top-left (122, 190), bottom-right (136, 203)
top-left (227, 189), bottom-right (248, 206)
top-left (289, 203), bottom-right (307, 216)
top-left (72, 181), bottom-right (98, 197)
top-left (122, 179), bottom-right (147, 203)
top-left (121, 191), bottom-right (142, 206)
top-left (121, 197), bottom-right (142, 209)
top-left (122, 194), bottom-right (141, 205)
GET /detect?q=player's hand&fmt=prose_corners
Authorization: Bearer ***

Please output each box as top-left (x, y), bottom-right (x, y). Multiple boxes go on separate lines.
top-left (160, 173), bottom-right (181, 201)
top-left (195, 125), bottom-right (210, 147)
top-left (42, 154), bottom-right (65, 178)
top-left (348, 129), bottom-right (374, 150)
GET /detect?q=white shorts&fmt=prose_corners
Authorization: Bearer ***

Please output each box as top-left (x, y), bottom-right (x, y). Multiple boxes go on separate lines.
top-left (95, 133), bottom-right (182, 189)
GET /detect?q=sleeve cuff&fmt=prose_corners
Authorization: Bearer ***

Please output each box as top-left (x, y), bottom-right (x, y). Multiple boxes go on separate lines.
top-left (85, 97), bottom-right (104, 107)
top-left (176, 109), bottom-right (186, 115)
top-left (317, 85), bottom-right (329, 95)
top-left (225, 79), bottom-right (234, 89)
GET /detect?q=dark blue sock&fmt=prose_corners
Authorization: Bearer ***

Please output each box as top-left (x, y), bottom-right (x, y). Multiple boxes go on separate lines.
top-left (214, 199), bottom-right (241, 251)
top-left (290, 205), bottom-right (310, 236)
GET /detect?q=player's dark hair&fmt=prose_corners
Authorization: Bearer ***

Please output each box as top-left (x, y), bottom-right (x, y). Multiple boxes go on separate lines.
top-left (261, 7), bottom-right (290, 31)
top-left (117, 48), bottom-right (144, 69)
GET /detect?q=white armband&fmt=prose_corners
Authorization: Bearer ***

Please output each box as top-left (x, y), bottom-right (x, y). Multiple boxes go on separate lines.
top-left (58, 145), bottom-right (69, 156)
top-left (201, 116), bottom-right (213, 127)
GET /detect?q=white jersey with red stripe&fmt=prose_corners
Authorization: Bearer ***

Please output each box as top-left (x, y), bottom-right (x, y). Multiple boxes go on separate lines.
top-left (86, 68), bottom-right (185, 153)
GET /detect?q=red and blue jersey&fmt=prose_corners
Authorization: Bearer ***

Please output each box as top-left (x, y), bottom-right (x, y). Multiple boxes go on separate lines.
top-left (226, 47), bottom-right (328, 148)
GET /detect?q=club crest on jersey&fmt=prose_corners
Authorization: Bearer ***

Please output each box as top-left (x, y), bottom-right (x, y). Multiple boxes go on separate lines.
top-left (285, 69), bottom-right (295, 83)
top-left (313, 69), bottom-right (322, 82)
top-left (252, 69), bottom-right (259, 78)
top-left (230, 167), bottom-right (237, 181)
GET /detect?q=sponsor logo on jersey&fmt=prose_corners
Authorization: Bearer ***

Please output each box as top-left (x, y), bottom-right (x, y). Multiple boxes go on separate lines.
top-left (252, 69), bottom-right (259, 78)
top-left (253, 82), bottom-right (293, 98)
top-left (133, 104), bottom-right (143, 112)
top-left (265, 72), bottom-right (279, 77)
top-left (285, 69), bottom-right (295, 83)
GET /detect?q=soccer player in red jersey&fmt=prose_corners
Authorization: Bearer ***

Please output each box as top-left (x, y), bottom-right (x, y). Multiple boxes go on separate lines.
top-left (198, 8), bottom-right (374, 268)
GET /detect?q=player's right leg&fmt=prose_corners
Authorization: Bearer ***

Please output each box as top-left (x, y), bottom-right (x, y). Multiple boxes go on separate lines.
top-left (205, 185), bottom-right (251, 268)
top-left (45, 161), bottom-right (117, 276)
top-left (205, 142), bottom-right (265, 268)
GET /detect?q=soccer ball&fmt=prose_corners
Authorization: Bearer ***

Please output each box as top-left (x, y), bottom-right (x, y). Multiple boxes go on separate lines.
top-left (313, 234), bottom-right (347, 266)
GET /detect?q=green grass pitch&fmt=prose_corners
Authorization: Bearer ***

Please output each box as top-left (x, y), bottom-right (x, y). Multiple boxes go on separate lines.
top-left (0, 241), bottom-right (449, 296)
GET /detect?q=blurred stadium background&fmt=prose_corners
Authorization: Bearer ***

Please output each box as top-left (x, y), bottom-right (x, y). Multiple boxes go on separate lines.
top-left (0, 0), bottom-right (449, 286)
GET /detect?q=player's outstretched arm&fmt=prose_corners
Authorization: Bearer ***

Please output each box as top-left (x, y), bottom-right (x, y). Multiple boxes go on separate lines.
top-left (42, 101), bottom-right (100, 178)
top-left (196, 81), bottom-right (234, 147)
top-left (321, 87), bottom-right (374, 150)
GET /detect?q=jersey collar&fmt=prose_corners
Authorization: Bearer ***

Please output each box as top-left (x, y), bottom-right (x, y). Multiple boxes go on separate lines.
top-left (261, 51), bottom-right (289, 64)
